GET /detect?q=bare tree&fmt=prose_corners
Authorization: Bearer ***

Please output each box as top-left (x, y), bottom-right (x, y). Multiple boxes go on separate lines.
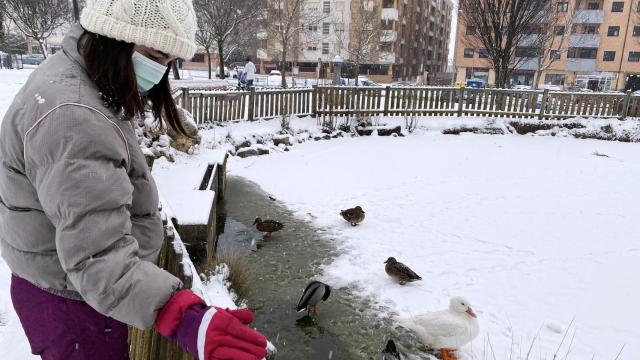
top-left (459, 0), bottom-right (550, 88)
top-left (266, 0), bottom-right (325, 88)
top-left (2, 0), bottom-right (70, 58)
top-left (335, 0), bottom-right (389, 86)
top-left (193, 0), bottom-right (264, 80)
top-left (193, 1), bottom-right (216, 80)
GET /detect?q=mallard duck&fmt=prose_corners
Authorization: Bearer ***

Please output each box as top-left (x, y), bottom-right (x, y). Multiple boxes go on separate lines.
top-left (296, 281), bottom-right (331, 315)
top-left (340, 206), bottom-right (365, 226)
top-left (381, 339), bottom-right (403, 360)
top-left (384, 257), bottom-right (422, 285)
top-left (252, 217), bottom-right (284, 238)
top-left (398, 297), bottom-right (479, 360)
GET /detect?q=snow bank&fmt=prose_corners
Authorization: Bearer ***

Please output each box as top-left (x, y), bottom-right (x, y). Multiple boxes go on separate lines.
top-left (0, 69), bottom-right (34, 126)
top-left (229, 133), bottom-right (640, 359)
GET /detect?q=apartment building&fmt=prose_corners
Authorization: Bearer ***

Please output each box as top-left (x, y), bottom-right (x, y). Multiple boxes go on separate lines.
top-left (257, 0), bottom-right (453, 82)
top-left (455, 0), bottom-right (640, 90)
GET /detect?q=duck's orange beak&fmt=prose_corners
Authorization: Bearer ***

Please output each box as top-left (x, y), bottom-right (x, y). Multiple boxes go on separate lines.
top-left (466, 307), bottom-right (477, 318)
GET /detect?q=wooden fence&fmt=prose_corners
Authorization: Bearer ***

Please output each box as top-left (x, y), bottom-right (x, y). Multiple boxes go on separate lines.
top-left (173, 86), bottom-right (640, 123)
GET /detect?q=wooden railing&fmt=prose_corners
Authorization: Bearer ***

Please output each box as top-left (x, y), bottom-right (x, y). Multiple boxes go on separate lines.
top-left (174, 86), bottom-right (640, 123)
top-left (128, 212), bottom-right (194, 360)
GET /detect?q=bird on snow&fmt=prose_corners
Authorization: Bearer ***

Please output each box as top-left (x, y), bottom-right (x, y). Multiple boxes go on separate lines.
top-left (384, 257), bottom-right (422, 285)
top-left (397, 297), bottom-right (479, 360)
top-left (340, 206), bottom-right (366, 226)
top-left (380, 339), bottom-right (403, 360)
top-left (296, 281), bottom-right (331, 315)
top-left (252, 217), bottom-right (284, 238)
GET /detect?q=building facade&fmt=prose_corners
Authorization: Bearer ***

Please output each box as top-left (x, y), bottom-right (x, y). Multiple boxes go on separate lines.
top-left (257, 0), bottom-right (453, 82)
top-left (455, 0), bottom-right (640, 90)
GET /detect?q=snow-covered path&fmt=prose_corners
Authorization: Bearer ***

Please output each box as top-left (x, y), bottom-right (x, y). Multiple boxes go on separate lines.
top-left (230, 133), bottom-right (640, 359)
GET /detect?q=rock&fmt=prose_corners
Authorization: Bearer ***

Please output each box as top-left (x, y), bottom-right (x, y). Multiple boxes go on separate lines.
top-left (322, 134), bottom-right (331, 140)
top-left (166, 108), bottom-right (201, 153)
top-left (331, 131), bottom-right (344, 138)
top-left (237, 148), bottom-right (259, 158)
top-left (234, 139), bottom-right (252, 151)
top-left (377, 126), bottom-right (402, 136)
top-left (284, 147), bottom-right (290, 152)
top-left (273, 134), bottom-right (292, 146)
top-left (255, 145), bottom-right (270, 155)
top-left (356, 127), bottom-right (374, 136)
top-left (314, 136), bottom-right (323, 141)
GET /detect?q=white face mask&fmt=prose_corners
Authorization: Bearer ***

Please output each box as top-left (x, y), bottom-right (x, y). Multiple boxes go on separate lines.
top-left (131, 51), bottom-right (168, 93)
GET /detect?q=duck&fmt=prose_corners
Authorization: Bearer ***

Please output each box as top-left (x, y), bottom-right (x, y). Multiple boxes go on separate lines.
top-left (252, 217), bottom-right (284, 238)
top-left (384, 257), bottom-right (422, 285)
top-left (380, 339), bottom-right (403, 360)
top-left (296, 281), bottom-right (331, 315)
top-left (398, 297), bottom-right (479, 360)
top-left (340, 206), bottom-right (365, 226)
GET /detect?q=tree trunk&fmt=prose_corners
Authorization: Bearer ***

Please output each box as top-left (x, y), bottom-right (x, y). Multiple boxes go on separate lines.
top-left (72, 0), bottom-right (80, 22)
top-left (206, 48), bottom-right (212, 80)
top-left (354, 62), bottom-right (360, 86)
top-left (281, 46), bottom-right (287, 89)
top-left (533, 70), bottom-right (542, 90)
top-left (217, 40), bottom-right (225, 80)
top-left (37, 40), bottom-right (48, 59)
top-left (172, 61), bottom-right (181, 80)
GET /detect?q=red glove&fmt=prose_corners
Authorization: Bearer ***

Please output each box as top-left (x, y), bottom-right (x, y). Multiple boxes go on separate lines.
top-left (156, 290), bottom-right (267, 360)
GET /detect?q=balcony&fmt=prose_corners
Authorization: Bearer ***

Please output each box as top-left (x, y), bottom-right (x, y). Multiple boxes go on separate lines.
top-left (379, 52), bottom-right (396, 64)
top-left (519, 35), bottom-right (540, 47)
top-left (570, 34), bottom-right (600, 48)
top-left (515, 57), bottom-right (540, 71)
top-left (565, 59), bottom-right (596, 72)
top-left (381, 8), bottom-right (399, 21)
top-left (573, 10), bottom-right (604, 24)
top-left (381, 30), bottom-right (397, 42)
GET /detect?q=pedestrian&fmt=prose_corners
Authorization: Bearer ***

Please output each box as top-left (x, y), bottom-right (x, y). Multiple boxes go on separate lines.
top-left (245, 56), bottom-right (256, 88)
top-left (0, 1), bottom-right (267, 359)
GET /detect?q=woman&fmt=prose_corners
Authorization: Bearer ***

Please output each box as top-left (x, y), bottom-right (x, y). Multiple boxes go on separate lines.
top-left (0, 1), bottom-right (267, 359)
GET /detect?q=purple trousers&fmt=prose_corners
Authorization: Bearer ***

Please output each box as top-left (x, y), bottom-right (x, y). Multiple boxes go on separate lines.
top-left (10, 275), bottom-right (129, 360)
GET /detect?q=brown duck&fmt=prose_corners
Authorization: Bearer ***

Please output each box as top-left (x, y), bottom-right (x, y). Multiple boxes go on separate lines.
top-left (252, 217), bottom-right (284, 238)
top-left (385, 257), bottom-right (422, 285)
top-left (340, 206), bottom-right (365, 226)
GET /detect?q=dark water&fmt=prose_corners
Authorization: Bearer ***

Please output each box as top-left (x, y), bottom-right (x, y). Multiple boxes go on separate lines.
top-left (217, 176), bottom-right (427, 360)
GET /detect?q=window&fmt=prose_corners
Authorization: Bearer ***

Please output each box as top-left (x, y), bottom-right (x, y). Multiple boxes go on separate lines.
top-left (463, 48), bottom-right (475, 58)
top-left (550, 50), bottom-right (561, 60)
top-left (583, 25), bottom-right (598, 34)
top-left (308, 25), bottom-right (318, 31)
top-left (637, 1), bottom-right (640, 12)
top-left (633, 26), bottom-right (640, 36)
top-left (466, 26), bottom-right (476, 35)
top-left (603, 51), bottom-right (616, 61)
top-left (557, 2), bottom-right (568, 12)
top-left (322, 42), bottom-right (329, 54)
top-left (275, 24), bottom-right (284, 33)
top-left (323, 1), bottom-right (331, 14)
top-left (587, 2), bottom-right (600, 10)
top-left (554, 26), bottom-right (565, 36)
top-left (307, 45), bottom-right (317, 51)
top-left (568, 47), bottom-right (597, 59)
top-left (545, 74), bottom-right (565, 86)
top-left (479, 48), bottom-right (489, 58)
top-left (612, 2), bottom-right (624, 12)
top-left (608, 26), bottom-right (620, 36)
top-left (516, 47), bottom-right (537, 57)
top-left (629, 51), bottom-right (640, 62)
top-left (322, 22), bottom-right (330, 35)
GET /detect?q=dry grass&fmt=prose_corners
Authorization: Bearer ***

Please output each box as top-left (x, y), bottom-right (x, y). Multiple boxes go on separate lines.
top-left (442, 126), bottom-right (506, 135)
top-left (507, 121), bottom-right (585, 135)
top-left (198, 252), bottom-right (252, 301)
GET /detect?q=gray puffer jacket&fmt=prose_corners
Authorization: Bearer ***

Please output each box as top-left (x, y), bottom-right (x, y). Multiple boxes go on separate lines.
top-left (0, 24), bottom-right (181, 329)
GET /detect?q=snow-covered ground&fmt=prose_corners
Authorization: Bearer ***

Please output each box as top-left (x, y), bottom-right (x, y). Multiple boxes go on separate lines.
top-left (0, 69), bottom-right (33, 127)
top-left (228, 131), bottom-right (640, 359)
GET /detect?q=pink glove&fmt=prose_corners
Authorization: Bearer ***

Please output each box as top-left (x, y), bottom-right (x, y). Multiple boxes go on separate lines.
top-left (156, 290), bottom-right (267, 360)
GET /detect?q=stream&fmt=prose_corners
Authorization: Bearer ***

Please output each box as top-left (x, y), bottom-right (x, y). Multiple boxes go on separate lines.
top-left (215, 176), bottom-right (429, 360)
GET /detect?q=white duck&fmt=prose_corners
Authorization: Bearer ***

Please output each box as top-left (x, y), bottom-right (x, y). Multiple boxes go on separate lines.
top-left (398, 297), bottom-right (479, 360)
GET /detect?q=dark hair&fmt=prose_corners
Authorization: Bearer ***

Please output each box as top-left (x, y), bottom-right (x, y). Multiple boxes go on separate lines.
top-left (246, 56), bottom-right (252, 62)
top-left (79, 31), bottom-right (187, 135)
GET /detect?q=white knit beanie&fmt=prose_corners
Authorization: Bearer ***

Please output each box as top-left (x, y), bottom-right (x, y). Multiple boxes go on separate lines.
top-left (80, 0), bottom-right (197, 60)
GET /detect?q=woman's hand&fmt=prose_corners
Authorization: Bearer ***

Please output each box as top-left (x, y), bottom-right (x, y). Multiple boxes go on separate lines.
top-left (156, 290), bottom-right (267, 360)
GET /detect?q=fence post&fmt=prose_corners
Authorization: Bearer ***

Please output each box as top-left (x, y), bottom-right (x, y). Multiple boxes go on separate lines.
top-left (247, 87), bottom-right (256, 121)
top-left (383, 86), bottom-right (391, 116)
top-left (181, 87), bottom-right (189, 112)
top-left (457, 87), bottom-right (465, 117)
top-left (538, 89), bottom-right (549, 120)
top-left (621, 90), bottom-right (632, 121)
top-left (311, 85), bottom-right (318, 117)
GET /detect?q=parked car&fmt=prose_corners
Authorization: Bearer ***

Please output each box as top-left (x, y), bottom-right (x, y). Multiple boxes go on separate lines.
top-left (267, 70), bottom-right (282, 86)
top-left (22, 55), bottom-right (45, 65)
